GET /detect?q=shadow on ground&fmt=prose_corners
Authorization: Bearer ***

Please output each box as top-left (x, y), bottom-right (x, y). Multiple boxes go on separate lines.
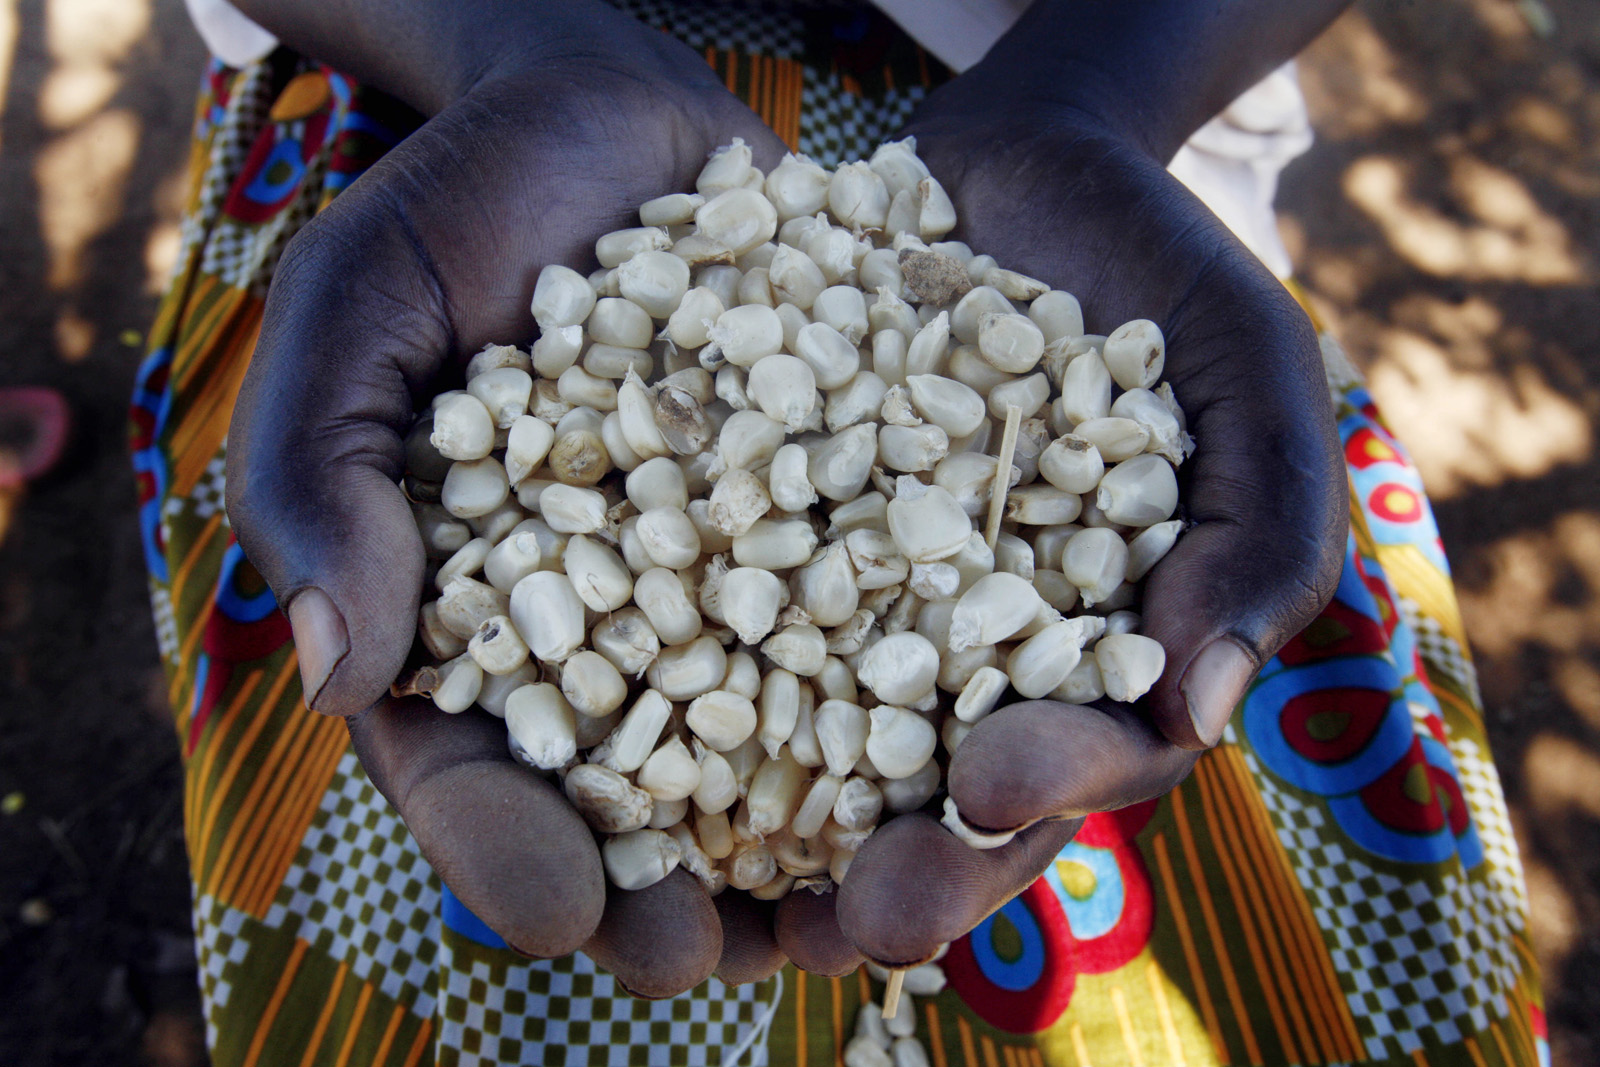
top-left (1284, 3), bottom-right (1600, 1063)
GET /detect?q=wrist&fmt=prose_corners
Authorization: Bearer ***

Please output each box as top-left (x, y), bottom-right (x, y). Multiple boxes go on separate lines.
top-left (910, 0), bottom-right (1348, 165)
top-left (229, 0), bottom-right (656, 116)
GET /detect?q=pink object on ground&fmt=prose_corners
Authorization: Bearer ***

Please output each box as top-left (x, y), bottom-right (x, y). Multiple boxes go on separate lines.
top-left (0, 387), bottom-right (72, 488)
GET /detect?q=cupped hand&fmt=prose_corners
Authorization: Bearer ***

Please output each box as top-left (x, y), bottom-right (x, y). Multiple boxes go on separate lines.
top-left (224, 13), bottom-right (841, 995)
top-left (837, 107), bottom-right (1348, 966)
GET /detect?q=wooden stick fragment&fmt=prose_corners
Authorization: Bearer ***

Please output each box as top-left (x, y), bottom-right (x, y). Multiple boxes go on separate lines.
top-left (984, 404), bottom-right (1023, 549)
top-left (881, 968), bottom-right (906, 1020)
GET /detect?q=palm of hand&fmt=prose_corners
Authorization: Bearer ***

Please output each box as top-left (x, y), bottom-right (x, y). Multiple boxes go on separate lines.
top-left (834, 124), bottom-right (1347, 967)
top-left (229, 46), bottom-right (819, 995)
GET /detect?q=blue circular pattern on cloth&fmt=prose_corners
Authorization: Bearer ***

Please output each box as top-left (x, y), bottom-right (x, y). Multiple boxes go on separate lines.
top-left (1044, 843), bottom-right (1124, 942)
top-left (969, 897), bottom-right (1047, 992)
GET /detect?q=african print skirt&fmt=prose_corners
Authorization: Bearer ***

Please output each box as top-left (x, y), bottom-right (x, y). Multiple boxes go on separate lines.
top-left (130, 2), bottom-right (1546, 1063)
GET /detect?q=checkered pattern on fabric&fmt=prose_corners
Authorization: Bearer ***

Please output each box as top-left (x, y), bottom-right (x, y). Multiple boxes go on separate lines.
top-left (262, 751), bottom-right (443, 1018)
top-left (199, 130), bottom-right (332, 297)
top-left (610, 0), bottom-right (806, 59)
top-left (177, 62), bottom-right (279, 281)
top-left (1452, 733), bottom-right (1530, 924)
top-left (150, 582), bottom-right (179, 663)
top-left (1241, 749), bottom-right (1522, 1060)
top-left (1399, 596), bottom-right (1482, 707)
top-left (436, 948), bottom-right (783, 1067)
top-left (192, 892), bottom-right (255, 1051)
top-left (797, 65), bottom-right (927, 169)
top-left (165, 452), bottom-right (228, 523)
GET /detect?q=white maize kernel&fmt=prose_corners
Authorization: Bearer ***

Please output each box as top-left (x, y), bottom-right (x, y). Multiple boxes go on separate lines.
top-left (685, 689), bottom-right (758, 752)
top-left (1103, 319), bottom-right (1166, 390)
top-left (505, 683), bottom-right (578, 769)
top-left (1096, 453), bottom-right (1179, 526)
top-left (432, 654), bottom-right (483, 714)
top-left (564, 763), bottom-right (652, 834)
top-left (602, 828), bottom-right (681, 891)
top-left (1095, 633), bottom-right (1167, 702)
top-left (646, 636), bottom-right (728, 700)
top-left (866, 704), bottom-right (937, 779)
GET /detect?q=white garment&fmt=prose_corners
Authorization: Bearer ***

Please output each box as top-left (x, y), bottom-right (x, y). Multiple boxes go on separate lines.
top-left (182, 0), bottom-right (1310, 277)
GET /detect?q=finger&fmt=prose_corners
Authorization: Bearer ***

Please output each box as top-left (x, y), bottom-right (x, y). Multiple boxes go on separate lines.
top-left (227, 170), bottom-right (453, 716)
top-left (712, 893), bottom-right (788, 986)
top-left (774, 885), bottom-right (865, 977)
top-left (583, 869), bottom-right (723, 999)
top-left (947, 700), bottom-right (1197, 833)
top-left (836, 815), bottom-right (1079, 967)
top-left (347, 698), bottom-right (605, 957)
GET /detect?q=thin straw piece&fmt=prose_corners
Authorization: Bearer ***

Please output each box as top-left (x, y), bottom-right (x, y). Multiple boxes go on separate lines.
top-left (984, 404), bottom-right (1022, 549)
top-left (881, 968), bottom-right (906, 1019)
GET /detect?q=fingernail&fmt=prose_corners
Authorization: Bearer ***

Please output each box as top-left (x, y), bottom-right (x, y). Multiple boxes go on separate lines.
top-left (288, 587), bottom-right (349, 712)
top-left (1181, 638), bottom-right (1256, 748)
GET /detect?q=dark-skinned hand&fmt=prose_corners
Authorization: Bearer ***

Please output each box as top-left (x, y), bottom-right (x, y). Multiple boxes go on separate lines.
top-left (223, 6), bottom-right (862, 997)
top-left (227, 0), bottom-right (1347, 996)
top-left (832, 95), bottom-right (1348, 966)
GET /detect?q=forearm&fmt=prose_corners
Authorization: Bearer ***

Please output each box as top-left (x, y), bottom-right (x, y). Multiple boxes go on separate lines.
top-left (228, 0), bottom-right (635, 114)
top-left (938, 0), bottom-right (1350, 161)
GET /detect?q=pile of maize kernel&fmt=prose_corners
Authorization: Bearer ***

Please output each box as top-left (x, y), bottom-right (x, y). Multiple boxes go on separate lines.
top-left (400, 137), bottom-right (1192, 896)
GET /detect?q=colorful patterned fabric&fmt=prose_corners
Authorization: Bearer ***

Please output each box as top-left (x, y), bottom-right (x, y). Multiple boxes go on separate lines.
top-left (131, 3), bottom-right (1546, 1064)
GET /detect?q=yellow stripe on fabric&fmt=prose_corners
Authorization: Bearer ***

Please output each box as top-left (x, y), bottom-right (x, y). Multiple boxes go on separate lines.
top-left (1144, 962), bottom-right (1187, 1067)
top-left (1068, 1024), bottom-right (1090, 1067)
top-left (796, 969), bottom-right (807, 1067)
top-left (1235, 768), bottom-right (1366, 1063)
top-left (832, 975), bottom-right (845, 1067)
top-left (957, 1016), bottom-right (980, 1067)
top-left (172, 275), bottom-right (252, 394)
top-left (182, 665), bottom-right (261, 836)
top-left (183, 667), bottom-right (263, 863)
top-left (924, 1003), bottom-right (948, 1067)
top-left (1192, 757), bottom-right (1302, 1064)
top-left (332, 980), bottom-right (375, 1067)
top-left (296, 960), bottom-right (350, 1067)
top-left (1412, 1048), bottom-right (1431, 1067)
top-left (168, 272), bottom-right (231, 388)
top-left (777, 59), bottom-right (803, 150)
top-left (1169, 780), bottom-right (1262, 1064)
top-left (1489, 1020), bottom-right (1517, 1065)
top-left (1002, 1046), bottom-right (1019, 1067)
top-left (1219, 746), bottom-right (1358, 1063)
top-left (370, 1003), bottom-right (408, 1067)
top-left (170, 598), bottom-right (215, 732)
top-left (208, 695), bottom-right (322, 904)
top-left (167, 510), bottom-right (227, 687)
top-left (1151, 833), bottom-right (1226, 1060)
top-left (979, 1034), bottom-right (1000, 1067)
top-left (1109, 986), bottom-right (1146, 1067)
top-left (192, 654), bottom-right (300, 881)
top-left (169, 292), bottom-right (253, 465)
top-left (1204, 753), bottom-right (1319, 1060)
top-left (1465, 1035), bottom-right (1489, 1067)
top-left (239, 723), bottom-right (348, 915)
top-left (1504, 983), bottom-right (1536, 1061)
top-left (224, 697), bottom-right (344, 914)
top-left (400, 1019), bottom-right (433, 1067)
top-left (240, 938), bottom-right (310, 1067)
top-left (1375, 542), bottom-right (1470, 648)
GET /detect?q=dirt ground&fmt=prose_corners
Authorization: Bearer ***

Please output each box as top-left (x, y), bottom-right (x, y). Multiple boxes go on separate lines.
top-left (0, 1), bottom-right (1595, 1064)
